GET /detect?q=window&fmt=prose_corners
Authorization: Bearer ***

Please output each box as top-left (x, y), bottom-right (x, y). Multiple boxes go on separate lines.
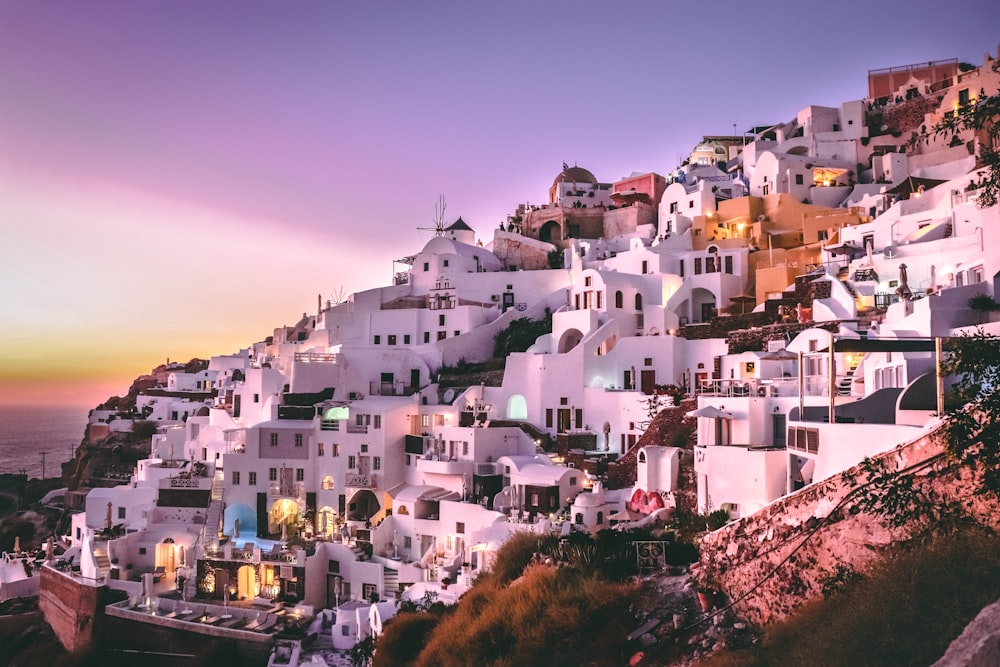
top-left (328, 560), bottom-right (340, 573)
top-left (249, 472), bottom-right (257, 486)
top-left (569, 476), bottom-right (577, 486)
top-left (387, 335), bottom-right (397, 346)
top-left (374, 335), bottom-right (381, 345)
top-left (454, 330), bottom-right (460, 337)
top-left (443, 259), bottom-right (449, 267)
top-left (139, 547), bottom-right (146, 555)
top-left (270, 433), bottom-right (278, 447)
top-left (348, 455), bottom-right (356, 469)
top-left (456, 522), bottom-right (465, 534)
top-left (641, 260), bottom-right (648, 274)
top-left (404, 536), bottom-right (412, 549)
top-left (795, 174), bottom-right (804, 185)
top-left (296, 468), bottom-right (304, 482)
top-left (725, 255), bottom-right (733, 274)
top-left (423, 332), bottom-right (430, 343)
top-left (253, 393), bottom-right (259, 403)
top-left (421, 415), bottom-right (431, 427)
top-left (635, 293), bottom-right (643, 311)
top-left (404, 334), bottom-right (411, 345)
top-left (462, 441), bottom-right (469, 456)
top-left (817, 230), bottom-right (829, 241)
top-left (688, 200), bottom-right (694, 208)
top-left (679, 259), bottom-right (685, 277)
top-left (406, 454), bottom-right (411, 466)
top-left (423, 262), bottom-right (429, 271)
top-left (374, 456), bottom-right (381, 470)
top-left (269, 468), bottom-right (277, 481)
top-left (118, 507), bottom-right (126, 519)
top-left (295, 433), bottom-right (303, 448)
top-left (361, 443), bottom-right (369, 453)
top-left (318, 442), bottom-right (325, 456)
top-left (232, 471), bottom-right (241, 485)
top-left (363, 583), bottom-right (377, 600)
top-left (560, 397), bottom-right (568, 405)
top-left (333, 444), bottom-right (340, 457)
top-left (959, 88), bottom-right (970, 105)
top-left (437, 331), bottom-right (446, 341)
top-left (546, 409), bottom-right (553, 428)
top-left (644, 357), bottom-right (653, 366)
top-left (530, 493), bottom-right (539, 506)
top-left (438, 314), bottom-right (445, 326)
top-left (615, 290), bottom-right (623, 308)
top-left (373, 415), bottom-right (381, 429)
top-left (585, 276), bottom-right (592, 287)
top-left (694, 257), bottom-right (703, 274)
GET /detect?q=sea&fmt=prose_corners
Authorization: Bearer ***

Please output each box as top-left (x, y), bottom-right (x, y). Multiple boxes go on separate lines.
top-left (0, 404), bottom-right (90, 480)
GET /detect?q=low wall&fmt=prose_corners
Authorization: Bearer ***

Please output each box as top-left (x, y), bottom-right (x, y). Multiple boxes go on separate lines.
top-left (38, 565), bottom-right (111, 653)
top-left (698, 421), bottom-right (1000, 626)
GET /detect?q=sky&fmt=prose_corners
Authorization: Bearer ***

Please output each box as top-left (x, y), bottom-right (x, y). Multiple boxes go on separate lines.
top-left (1, 1), bottom-right (998, 407)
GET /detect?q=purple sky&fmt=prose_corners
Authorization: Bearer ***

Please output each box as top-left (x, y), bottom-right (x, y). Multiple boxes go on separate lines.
top-left (2, 0), bottom-right (998, 405)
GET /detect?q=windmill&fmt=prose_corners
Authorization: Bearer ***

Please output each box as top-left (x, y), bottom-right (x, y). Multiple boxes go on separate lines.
top-left (417, 194), bottom-right (448, 237)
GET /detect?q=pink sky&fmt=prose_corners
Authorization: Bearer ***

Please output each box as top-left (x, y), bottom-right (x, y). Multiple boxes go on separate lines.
top-left (2, 0), bottom-right (998, 406)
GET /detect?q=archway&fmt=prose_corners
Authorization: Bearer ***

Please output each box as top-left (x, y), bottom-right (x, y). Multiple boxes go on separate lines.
top-left (224, 503), bottom-right (257, 538)
top-left (269, 498), bottom-right (300, 537)
top-left (557, 328), bottom-right (584, 354)
top-left (317, 505), bottom-right (338, 538)
top-left (506, 394), bottom-right (528, 420)
top-left (236, 564), bottom-right (257, 601)
top-left (347, 490), bottom-right (380, 522)
top-left (539, 220), bottom-right (561, 243)
top-left (691, 287), bottom-right (717, 323)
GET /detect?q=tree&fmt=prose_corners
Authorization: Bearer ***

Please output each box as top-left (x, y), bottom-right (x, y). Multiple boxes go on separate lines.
top-left (968, 293), bottom-right (999, 324)
top-left (942, 330), bottom-right (1000, 494)
top-left (924, 86), bottom-right (1000, 208)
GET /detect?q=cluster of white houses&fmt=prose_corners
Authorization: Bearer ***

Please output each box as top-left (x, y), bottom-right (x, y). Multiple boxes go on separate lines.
top-left (17, 46), bottom-right (999, 656)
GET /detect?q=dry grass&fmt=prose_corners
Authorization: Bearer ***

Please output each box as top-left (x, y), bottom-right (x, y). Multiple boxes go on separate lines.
top-left (700, 526), bottom-right (1000, 667)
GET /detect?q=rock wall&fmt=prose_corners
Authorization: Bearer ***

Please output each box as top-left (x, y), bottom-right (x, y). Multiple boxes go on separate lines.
top-left (698, 421), bottom-right (1000, 627)
top-left (38, 565), bottom-right (110, 652)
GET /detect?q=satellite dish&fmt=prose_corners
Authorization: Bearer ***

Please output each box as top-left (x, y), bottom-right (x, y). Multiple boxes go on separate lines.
top-left (443, 389), bottom-right (455, 403)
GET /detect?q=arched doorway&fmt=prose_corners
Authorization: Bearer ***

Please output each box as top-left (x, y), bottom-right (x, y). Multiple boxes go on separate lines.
top-left (558, 328), bottom-right (584, 353)
top-left (506, 394), bottom-right (528, 420)
top-left (269, 498), bottom-right (300, 538)
top-left (317, 505), bottom-right (338, 538)
top-left (347, 490), bottom-right (380, 522)
top-left (539, 220), bottom-right (561, 243)
top-left (236, 564), bottom-right (257, 601)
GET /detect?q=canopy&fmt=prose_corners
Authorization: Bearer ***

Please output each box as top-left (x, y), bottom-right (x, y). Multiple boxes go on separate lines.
top-left (686, 406), bottom-right (734, 419)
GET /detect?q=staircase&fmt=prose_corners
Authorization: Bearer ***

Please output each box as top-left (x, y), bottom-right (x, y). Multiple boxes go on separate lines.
top-left (382, 567), bottom-right (399, 598)
top-left (838, 354), bottom-right (864, 396)
top-left (204, 499), bottom-right (224, 546)
top-left (93, 540), bottom-right (111, 578)
top-left (211, 468), bottom-right (225, 501)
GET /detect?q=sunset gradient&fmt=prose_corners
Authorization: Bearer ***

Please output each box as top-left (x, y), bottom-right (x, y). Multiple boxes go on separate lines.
top-left (2, 0), bottom-right (998, 406)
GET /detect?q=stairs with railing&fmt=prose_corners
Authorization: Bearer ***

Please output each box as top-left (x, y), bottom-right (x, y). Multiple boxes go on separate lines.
top-left (838, 354), bottom-right (864, 396)
top-left (93, 540), bottom-right (111, 578)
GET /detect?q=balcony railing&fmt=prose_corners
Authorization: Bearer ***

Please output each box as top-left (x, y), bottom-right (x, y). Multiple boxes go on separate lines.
top-left (320, 420), bottom-right (340, 432)
top-left (269, 481), bottom-right (305, 499)
top-left (346, 423), bottom-right (368, 434)
top-left (294, 351), bottom-right (338, 363)
top-left (345, 473), bottom-right (375, 489)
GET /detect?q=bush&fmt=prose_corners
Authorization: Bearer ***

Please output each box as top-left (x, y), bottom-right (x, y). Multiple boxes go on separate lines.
top-left (373, 613), bottom-right (444, 667)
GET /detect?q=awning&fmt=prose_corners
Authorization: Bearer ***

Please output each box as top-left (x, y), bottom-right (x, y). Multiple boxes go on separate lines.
top-left (686, 406), bottom-right (734, 419)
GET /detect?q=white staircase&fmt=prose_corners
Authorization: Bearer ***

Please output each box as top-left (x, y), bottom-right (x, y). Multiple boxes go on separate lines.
top-left (204, 499), bottom-right (224, 546)
top-left (382, 567), bottom-right (399, 599)
top-left (93, 540), bottom-right (111, 578)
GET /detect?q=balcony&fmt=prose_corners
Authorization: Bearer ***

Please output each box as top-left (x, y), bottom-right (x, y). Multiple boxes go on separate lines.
top-left (320, 420), bottom-right (341, 432)
top-left (346, 423), bottom-right (368, 434)
top-left (345, 473), bottom-right (375, 489)
top-left (369, 381), bottom-right (417, 397)
top-left (416, 458), bottom-right (471, 476)
top-left (294, 351), bottom-right (338, 363)
top-left (269, 481), bottom-right (305, 499)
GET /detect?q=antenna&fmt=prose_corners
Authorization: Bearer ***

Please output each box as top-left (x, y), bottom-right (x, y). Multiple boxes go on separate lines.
top-left (418, 195), bottom-right (447, 237)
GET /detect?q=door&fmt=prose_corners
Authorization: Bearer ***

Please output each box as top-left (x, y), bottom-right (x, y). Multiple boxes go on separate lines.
top-left (640, 370), bottom-right (656, 395)
top-left (772, 414), bottom-right (786, 447)
top-left (695, 372), bottom-right (709, 393)
top-left (557, 409), bottom-right (571, 433)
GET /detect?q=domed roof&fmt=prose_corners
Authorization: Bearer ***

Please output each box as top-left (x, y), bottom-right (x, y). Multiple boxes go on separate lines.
top-left (553, 165), bottom-right (598, 187)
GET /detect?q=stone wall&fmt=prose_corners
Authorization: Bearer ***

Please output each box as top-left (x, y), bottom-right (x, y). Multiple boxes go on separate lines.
top-left (697, 422), bottom-right (1000, 627)
top-left (38, 566), bottom-right (110, 653)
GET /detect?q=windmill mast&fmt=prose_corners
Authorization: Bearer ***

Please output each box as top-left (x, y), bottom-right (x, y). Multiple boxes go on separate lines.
top-left (418, 194), bottom-right (447, 237)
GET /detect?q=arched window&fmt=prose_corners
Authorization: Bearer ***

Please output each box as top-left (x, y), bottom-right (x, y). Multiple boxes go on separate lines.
top-left (615, 290), bottom-right (623, 308)
top-left (321, 475), bottom-right (335, 490)
top-left (635, 293), bottom-right (643, 311)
